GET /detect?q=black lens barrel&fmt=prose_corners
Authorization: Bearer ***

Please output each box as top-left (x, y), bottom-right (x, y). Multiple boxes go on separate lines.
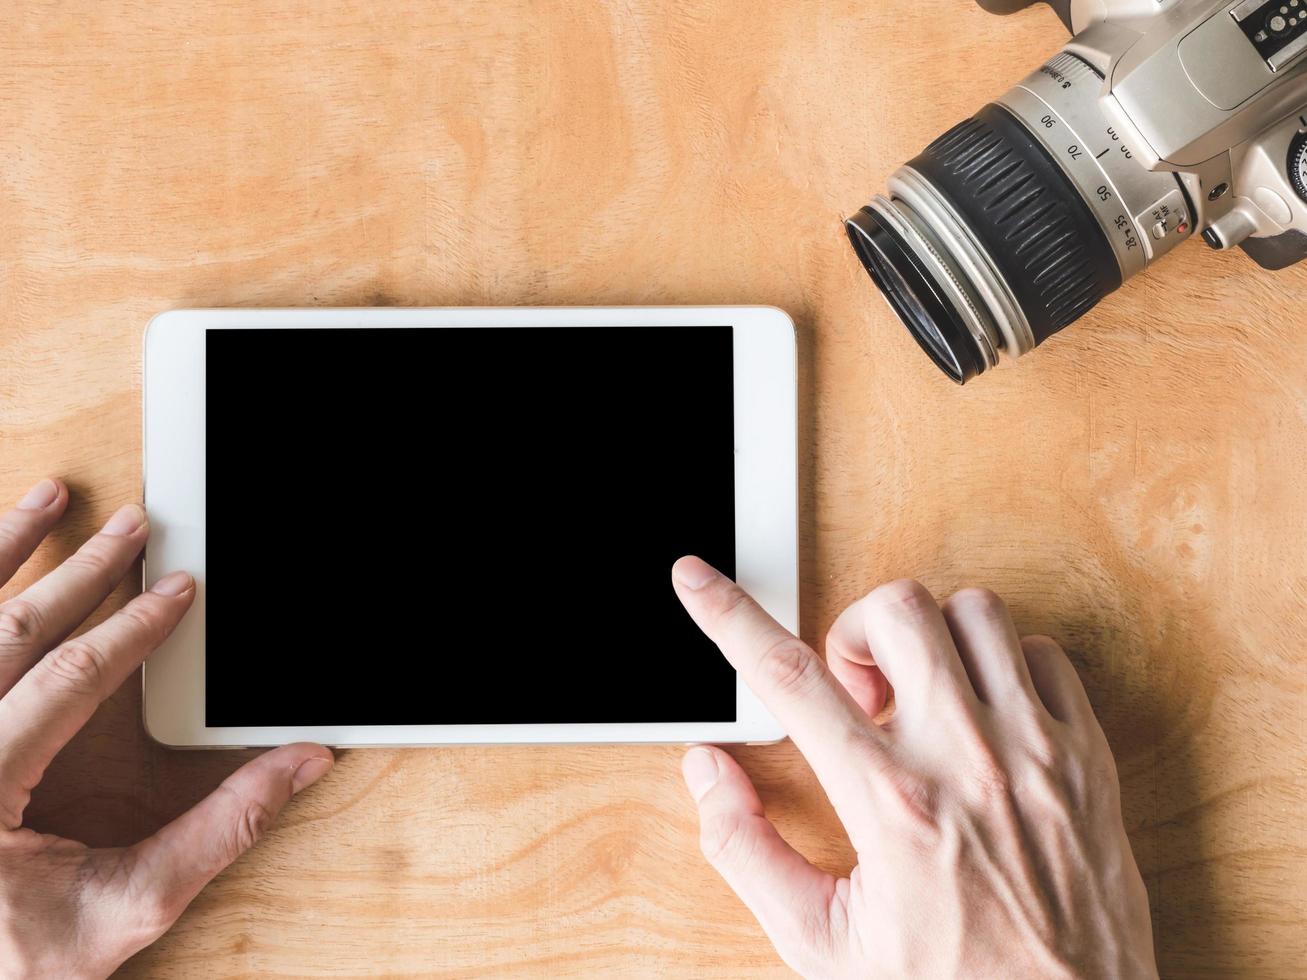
top-left (909, 103), bottom-right (1120, 345)
top-left (847, 102), bottom-right (1123, 382)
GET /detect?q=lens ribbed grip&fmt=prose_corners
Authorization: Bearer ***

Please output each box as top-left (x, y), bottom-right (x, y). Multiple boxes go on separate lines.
top-left (908, 103), bottom-right (1121, 344)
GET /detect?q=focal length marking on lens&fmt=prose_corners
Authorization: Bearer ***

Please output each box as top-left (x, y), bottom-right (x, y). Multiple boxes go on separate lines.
top-left (1002, 86), bottom-right (1146, 276)
top-left (998, 55), bottom-right (1193, 279)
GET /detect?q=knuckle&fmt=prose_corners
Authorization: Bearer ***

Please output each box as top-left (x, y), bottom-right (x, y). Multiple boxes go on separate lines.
top-left (120, 597), bottom-right (172, 646)
top-left (880, 770), bottom-right (940, 837)
top-left (1021, 730), bottom-right (1100, 813)
top-left (1021, 719), bottom-right (1067, 770)
top-left (0, 521), bottom-right (27, 554)
top-left (200, 784), bottom-right (280, 870)
top-left (945, 587), bottom-right (1008, 621)
top-left (1024, 635), bottom-right (1093, 699)
top-left (699, 810), bottom-right (754, 867)
top-left (41, 640), bottom-right (107, 695)
top-left (865, 578), bottom-right (938, 623)
top-left (236, 797), bottom-right (275, 854)
top-left (757, 636), bottom-right (821, 697)
top-left (1021, 634), bottom-right (1066, 659)
top-left (708, 582), bottom-right (755, 624)
top-left (1020, 757), bottom-right (1075, 815)
top-left (0, 599), bottom-right (43, 645)
top-left (65, 540), bottom-right (123, 590)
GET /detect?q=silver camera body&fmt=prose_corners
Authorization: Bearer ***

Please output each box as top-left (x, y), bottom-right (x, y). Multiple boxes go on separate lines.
top-left (847, 0), bottom-right (1307, 383)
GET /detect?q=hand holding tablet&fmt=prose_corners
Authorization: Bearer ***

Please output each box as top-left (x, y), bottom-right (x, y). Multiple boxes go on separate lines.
top-left (0, 480), bottom-right (333, 977)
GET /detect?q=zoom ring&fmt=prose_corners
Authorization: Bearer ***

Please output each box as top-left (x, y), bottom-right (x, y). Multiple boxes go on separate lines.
top-left (908, 104), bottom-right (1121, 344)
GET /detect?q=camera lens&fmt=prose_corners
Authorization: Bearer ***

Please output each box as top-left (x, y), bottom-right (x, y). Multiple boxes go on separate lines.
top-left (848, 53), bottom-right (1195, 383)
top-left (845, 204), bottom-right (985, 383)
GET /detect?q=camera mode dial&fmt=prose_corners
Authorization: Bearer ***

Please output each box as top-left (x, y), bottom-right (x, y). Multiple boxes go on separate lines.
top-left (1290, 129), bottom-right (1307, 204)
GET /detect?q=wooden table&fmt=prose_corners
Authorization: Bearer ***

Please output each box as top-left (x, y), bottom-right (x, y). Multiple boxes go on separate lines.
top-left (2, 1), bottom-right (1304, 975)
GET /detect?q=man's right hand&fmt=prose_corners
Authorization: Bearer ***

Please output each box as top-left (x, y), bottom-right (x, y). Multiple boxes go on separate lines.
top-left (673, 557), bottom-right (1157, 979)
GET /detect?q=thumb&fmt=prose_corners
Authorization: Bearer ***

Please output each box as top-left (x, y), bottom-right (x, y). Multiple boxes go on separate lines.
top-left (683, 746), bottom-right (843, 975)
top-left (125, 742), bottom-right (333, 928)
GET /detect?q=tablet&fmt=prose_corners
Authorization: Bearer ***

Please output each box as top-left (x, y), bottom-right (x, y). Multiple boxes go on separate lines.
top-left (142, 307), bottom-right (796, 747)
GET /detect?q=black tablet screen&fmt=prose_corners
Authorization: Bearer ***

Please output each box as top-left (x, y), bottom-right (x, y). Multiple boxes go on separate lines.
top-left (205, 326), bottom-right (737, 726)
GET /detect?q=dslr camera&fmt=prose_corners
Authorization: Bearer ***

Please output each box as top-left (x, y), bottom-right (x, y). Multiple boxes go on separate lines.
top-left (846, 0), bottom-right (1307, 383)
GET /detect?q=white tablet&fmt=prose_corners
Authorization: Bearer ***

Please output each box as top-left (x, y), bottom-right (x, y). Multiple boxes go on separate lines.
top-left (142, 307), bottom-right (796, 747)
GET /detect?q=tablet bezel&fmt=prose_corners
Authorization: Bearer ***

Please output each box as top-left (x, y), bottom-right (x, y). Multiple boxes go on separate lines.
top-left (142, 307), bottom-right (796, 747)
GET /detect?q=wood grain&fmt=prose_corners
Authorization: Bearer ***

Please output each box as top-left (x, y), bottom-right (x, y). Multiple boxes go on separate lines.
top-left (1, 0), bottom-right (1304, 976)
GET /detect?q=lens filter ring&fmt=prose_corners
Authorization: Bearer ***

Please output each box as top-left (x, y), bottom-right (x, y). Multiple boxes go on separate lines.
top-left (845, 204), bottom-right (986, 383)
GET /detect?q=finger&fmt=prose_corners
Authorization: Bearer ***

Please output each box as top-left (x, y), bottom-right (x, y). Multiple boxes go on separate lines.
top-left (683, 746), bottom-right (842, 975)
top-left (824, 618), bottom-right (891, 720)
top-left (672, 557), bottom-right (890, 816)
top-left (1021, 635), bottom-right (1098, 730)
top-left (124, 744), bottom-right (333, 925)
top-left (833, 580), bottom-right (977, 721)
top-left (0, 571), bottom-right (194, 826)
top-left (0, 503), bottom-right (149, 696)
top-left (0, 479), bottom-right (68, 589)
top-left (940, 588), bottom-right (1038, 709)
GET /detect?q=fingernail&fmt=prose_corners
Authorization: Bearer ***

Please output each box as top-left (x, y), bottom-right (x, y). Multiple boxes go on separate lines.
top-left (101, 503), bottom-right (146, 536)
top-left (149, 570), bottom-right (194, 596)
top-left (682, 746), bottom-right (720, 802)
top-left (292, 755), bottom-right (334, 794)
top-left (17, 479), bottom-right (59, 511)
top-left (673, 556), bottom-right (718, 591)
